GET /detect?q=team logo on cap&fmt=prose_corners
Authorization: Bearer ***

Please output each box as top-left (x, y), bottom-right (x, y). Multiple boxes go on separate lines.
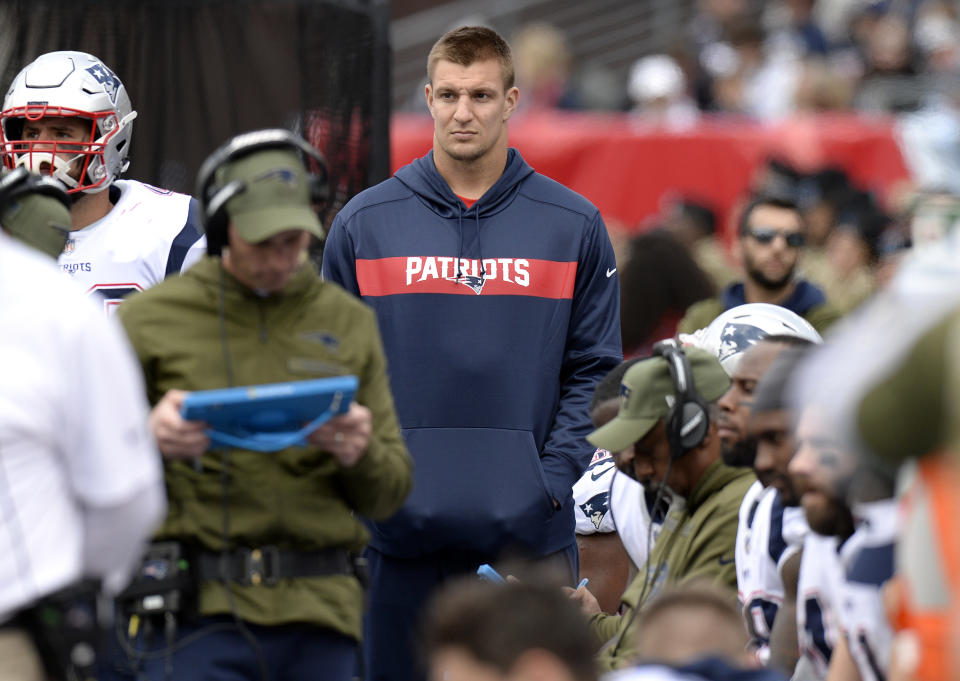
top-left (254, 167), bottom-right (299, 187)
top-left (619, 383), bottom-right (632, 409)
top-left (718, 323), bottom-right (767, 363)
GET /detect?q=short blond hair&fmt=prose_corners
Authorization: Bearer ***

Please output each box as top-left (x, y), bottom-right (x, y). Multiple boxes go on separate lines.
top-left (427, 26), bottom-right (515, 90)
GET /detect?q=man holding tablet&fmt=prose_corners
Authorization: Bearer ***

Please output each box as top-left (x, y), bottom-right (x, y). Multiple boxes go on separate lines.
top-left (105, 130), bottom-right (412, 681)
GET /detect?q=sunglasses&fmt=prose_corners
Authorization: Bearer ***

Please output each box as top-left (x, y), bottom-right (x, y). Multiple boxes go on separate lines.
top-left (745, 227), bottom-right (805, 248)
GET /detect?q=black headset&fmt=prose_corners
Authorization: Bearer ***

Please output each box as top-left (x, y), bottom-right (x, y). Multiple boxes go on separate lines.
top-left (651, 339), bottom-right (710, 461)
top-left (195, 128), bottom-right (328, 256)
top-left (0, 167), bottom-right (71, 214)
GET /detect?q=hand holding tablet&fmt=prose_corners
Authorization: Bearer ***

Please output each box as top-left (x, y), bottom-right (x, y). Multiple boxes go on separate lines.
top-left (178, 376), bottom-right (358, 453)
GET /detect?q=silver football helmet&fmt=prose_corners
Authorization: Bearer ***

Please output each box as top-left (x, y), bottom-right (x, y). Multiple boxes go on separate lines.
top-left (691, 303), bottom-right (822, 376)
top-left (0, 51), bottom-right (137, 194)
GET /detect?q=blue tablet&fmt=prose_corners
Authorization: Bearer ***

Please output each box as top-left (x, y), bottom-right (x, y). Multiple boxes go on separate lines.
top-left (180, 375), bottom-right (357, 452)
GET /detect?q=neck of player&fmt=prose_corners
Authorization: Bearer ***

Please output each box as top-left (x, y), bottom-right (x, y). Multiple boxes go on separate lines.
top-left (433, 136), bottom-right (509, 202)
top-left (743, 278), bottom-right (797, 306)
top-left (70, 189), bottom-right (113, 231)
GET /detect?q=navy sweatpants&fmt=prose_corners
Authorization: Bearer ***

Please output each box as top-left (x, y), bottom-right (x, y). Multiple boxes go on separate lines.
top-left (362, 544), bottom-right (578, 681)
top-left (101, 614), bottom-right (358, 681)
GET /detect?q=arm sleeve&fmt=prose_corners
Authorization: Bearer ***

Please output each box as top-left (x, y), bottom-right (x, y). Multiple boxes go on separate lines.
top-left (82, 484), bottom-right (165, 595)
top-left (60, 306), bottom-right (166, 587)
top-left (321, 213), bottom-right (361, 295)
top-left (541, 211), bottom-right (622, 502)
top-left (590, 611), bottom-right (623, 648)
top-left (335, 309), bottom-right (413, 519)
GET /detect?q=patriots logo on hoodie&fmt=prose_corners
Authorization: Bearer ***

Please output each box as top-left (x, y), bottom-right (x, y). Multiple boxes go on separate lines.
top-left (446, 273), bottom-right (486, 295)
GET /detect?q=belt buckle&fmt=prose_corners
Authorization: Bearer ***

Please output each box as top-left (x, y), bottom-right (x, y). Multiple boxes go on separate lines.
top-left (243, 546), bottom-right (280, 586)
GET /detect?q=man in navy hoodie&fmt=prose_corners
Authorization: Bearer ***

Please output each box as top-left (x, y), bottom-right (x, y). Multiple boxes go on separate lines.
top-left (322, 25), bottom-right (622, 681)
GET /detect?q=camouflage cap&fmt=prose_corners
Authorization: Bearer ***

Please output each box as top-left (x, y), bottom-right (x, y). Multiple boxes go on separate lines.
top-left (0, 192), bottom-right (70, 259)
top-left (587, 346), bottom-right (730, 453)
top-left (221, 148), bottom-right (324, 244)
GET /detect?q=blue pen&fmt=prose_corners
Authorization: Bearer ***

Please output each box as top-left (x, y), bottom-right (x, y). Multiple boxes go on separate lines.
top-left (476, 564), bottom-right (506, 583)
top-left (576, 577), bottom-right (589, 590)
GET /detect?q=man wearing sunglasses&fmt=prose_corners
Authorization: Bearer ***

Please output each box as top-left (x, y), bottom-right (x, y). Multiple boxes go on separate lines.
top-left (678, 195), bottom-right (840, 336)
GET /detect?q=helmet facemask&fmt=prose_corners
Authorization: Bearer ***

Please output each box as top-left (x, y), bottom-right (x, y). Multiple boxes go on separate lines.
top-left (1, 105), bottom-right (136, 193)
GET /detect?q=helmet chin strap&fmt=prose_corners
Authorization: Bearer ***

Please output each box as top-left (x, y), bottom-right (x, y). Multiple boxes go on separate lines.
top-left (13, 151), bottom-right (82, 190)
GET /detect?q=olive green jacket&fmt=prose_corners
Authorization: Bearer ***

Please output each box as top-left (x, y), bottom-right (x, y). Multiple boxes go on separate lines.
top-left (592, 460), bottom-right (755, 671)
top-left (118, 256), bottom-right (412, 639)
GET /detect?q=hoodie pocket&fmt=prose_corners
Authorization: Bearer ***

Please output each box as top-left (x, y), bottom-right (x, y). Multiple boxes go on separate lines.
top-left (371, 427), bottom-right (557, 555)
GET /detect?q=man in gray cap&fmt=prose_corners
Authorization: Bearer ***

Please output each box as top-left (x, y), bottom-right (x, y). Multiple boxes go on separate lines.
top-left (106, 130), bottom-right (412, 681)
top-left (569, 343), bottom-right (755, 672)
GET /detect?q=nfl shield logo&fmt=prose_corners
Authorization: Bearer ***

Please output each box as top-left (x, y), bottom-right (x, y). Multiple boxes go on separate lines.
top-left (63, 239), bottom-right (75, 255)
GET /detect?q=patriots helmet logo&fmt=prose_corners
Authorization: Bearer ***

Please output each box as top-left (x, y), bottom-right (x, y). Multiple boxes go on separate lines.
top-left (718, 322), bottom-right (767, 363)
top-left (579, 491), bottom-right (610, 530)
top-left (85, 63), bottom-right (121, 105)
top-left (446, 273), bottom-right (486, 295)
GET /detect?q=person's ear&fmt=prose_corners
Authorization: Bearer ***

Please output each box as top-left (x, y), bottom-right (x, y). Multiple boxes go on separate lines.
top-left (503, 87), bottom-right (519, 121)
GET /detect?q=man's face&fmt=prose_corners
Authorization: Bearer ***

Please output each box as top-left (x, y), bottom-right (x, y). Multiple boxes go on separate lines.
top-left (716, 341), bottom-right (785, 467)
top-left (748, 409), bottom-right (800, 505)
top-left (19, 116), bottom-right (91, 182)
top-left (740, 204), bottom-right (804, 291)
top-left (222, 226), bottom-right (310, 294)
top-left (426, 58), bottom-right (518, 165)
top-left (616, 422), bottom-right (690, 498)
top-left (788, 407), bottom-right (856, 537)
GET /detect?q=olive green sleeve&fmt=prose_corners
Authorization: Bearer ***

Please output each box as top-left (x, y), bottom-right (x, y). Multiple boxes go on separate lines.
top-left (857, 311), bottom-right (953, 464)
top-left (590, 611), bottom-right (623, 651)
top-left (335, 309), bottom-right (412, 520)
top-left (116, 296), bottom-right (161, 405)
top-left (804, 301), bottom-right (842, 336)
top-left (677, 298), bottom-right (725, 335)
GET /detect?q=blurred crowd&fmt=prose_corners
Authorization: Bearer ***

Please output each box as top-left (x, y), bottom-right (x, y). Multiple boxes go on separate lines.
top-left (500, 0), bottom-right (960, 122)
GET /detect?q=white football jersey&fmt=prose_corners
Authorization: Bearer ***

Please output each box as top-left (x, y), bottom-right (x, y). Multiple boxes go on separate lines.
top-left (736, 485), bottom-right (809, 662)
top-left (797, 533), bottom-right (844, 680)
top-left (572, 449), bottom-right (662, 570)
top-left (835, 499), bottom-right (897, 681)
top-left (58, 179), bottom-right (205, 313)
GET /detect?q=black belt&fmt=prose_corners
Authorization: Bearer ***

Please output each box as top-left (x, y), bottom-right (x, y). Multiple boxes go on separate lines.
top-left (196, 547), bottom-right (365, 587)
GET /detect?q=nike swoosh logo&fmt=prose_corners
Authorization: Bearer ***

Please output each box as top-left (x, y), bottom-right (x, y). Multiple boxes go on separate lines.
top-left (606, 268), bottom-right (617, 278)
top-left (590, 469), bottom-right (610, 481)
top-left (718, 556), bottom-right (735, 565)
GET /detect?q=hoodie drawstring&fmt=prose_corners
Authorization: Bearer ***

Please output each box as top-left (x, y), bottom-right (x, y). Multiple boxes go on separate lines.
top-left (476, 211), bottom-right (486, 279)
top-left (455, 204), bottom-right (486, 282)
top-left (456, 204), bottom-right (464, 282)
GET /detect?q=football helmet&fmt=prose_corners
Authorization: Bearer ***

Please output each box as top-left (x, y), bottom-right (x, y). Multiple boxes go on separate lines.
top-left (0, 51), bottom-right (137, 194)
top-left (690, 303), bottom-right (822, 376)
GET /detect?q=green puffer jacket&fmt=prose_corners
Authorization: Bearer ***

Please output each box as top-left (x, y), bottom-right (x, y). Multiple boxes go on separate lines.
top-left (118, 256), bottom-right (412, 640)
top-left (592, 460), bottom-right (755, 670)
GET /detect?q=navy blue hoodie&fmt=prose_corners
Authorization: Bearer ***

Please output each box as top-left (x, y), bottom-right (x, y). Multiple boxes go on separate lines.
top-left (322, 149), bottom-right (622, 558)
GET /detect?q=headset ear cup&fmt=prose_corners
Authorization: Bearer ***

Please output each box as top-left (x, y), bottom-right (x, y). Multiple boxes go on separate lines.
top-left (205, 205), bottom-right (227, 256)
top-left (678, 401), bottom-right (709, 454)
